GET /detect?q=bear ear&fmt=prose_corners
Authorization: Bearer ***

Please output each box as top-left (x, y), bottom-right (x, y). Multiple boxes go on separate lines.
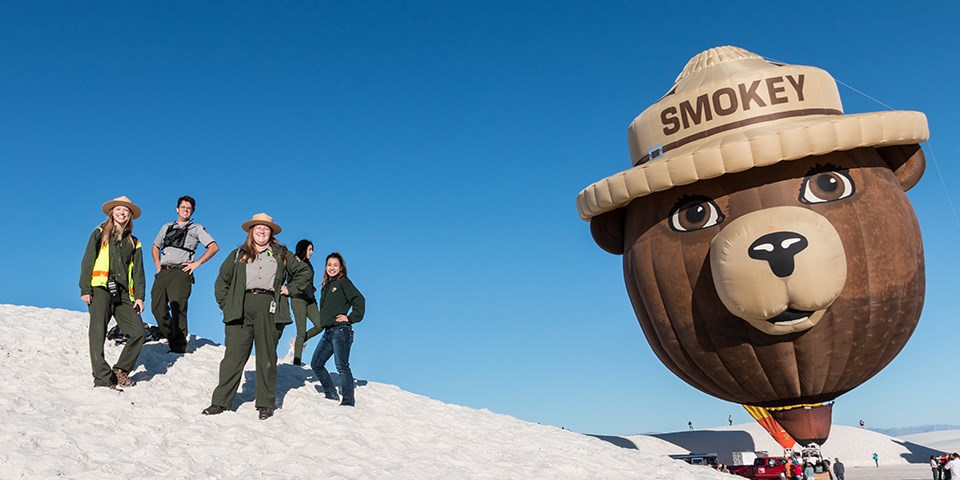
top-left (876, 144), bottom-right (926, 191)
top-left (590, 208), bottom-right (625, 255)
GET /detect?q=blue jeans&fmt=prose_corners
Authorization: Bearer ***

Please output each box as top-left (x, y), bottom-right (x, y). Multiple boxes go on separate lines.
top-left (310, 325), bottom-right (354, 405)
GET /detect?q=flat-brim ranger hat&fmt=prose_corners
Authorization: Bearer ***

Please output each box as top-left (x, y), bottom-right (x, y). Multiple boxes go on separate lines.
top-left (242, 212), bottom-right (282, 234)
top-left (576, 46), bottom-right (929, 220)
top-left (101, 195), bottom-right (142, 219)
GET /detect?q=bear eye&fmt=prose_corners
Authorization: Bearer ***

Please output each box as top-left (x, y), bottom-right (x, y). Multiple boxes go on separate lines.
top-left (800, 170), bottom-right (855, 204)
top-left (669, 196), bottom-right (724, 232)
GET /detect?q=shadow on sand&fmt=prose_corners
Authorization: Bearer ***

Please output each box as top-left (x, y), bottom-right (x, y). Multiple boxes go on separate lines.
top-left (892, 438), bottom-right (945, 461)
top-left (591, 431), bottom-right (757, 465)
top-left (130, 337), bottom-right (218, 383)
top-left (234, 366), bottom-right (368, 409)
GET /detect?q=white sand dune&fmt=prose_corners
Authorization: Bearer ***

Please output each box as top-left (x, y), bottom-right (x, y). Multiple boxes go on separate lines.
top-left (900, 430), bottom-right (960, 456)
top-left (0, 304), bottom-right (733, 479)
top-left (4, 304), bottom-right (951, 479)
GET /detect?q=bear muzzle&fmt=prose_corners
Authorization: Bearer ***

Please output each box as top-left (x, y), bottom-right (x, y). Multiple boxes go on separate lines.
top-left (710, 206), bottom-right (847, 335)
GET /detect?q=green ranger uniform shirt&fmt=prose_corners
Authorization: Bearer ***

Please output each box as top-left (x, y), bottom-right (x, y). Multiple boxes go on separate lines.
top-left (214, 244), bottom-right (310, 325)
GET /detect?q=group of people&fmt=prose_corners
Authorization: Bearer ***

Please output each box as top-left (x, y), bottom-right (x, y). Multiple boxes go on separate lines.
top-left (933, 453), bottom-right (960, 480)
top-left (782, 455), bottom-right (841, 480)
top-left (79, 195), bottom-right (365, 420)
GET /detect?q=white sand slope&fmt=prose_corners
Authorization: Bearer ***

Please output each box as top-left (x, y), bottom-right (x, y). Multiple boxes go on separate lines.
top-left (0, 305), bottom-right (732, 480)
top-left (900, 430), bottom-right (960, 456)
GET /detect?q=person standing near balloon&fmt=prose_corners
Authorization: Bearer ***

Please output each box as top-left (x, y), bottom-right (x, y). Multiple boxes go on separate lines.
top-left (833, 458), bottom-right (845, 480)
top-left (945, 453), bottom-right (960, 480)
top-left (306, 252), bottom-right (365, 406)
top-left (79, 196), bottom-right (146, 390)
top-left (201, 213), bottom-right (310, 420)
top-left (289, 239), bottom-right (320, 365)
top-left (785, 457), bottom-right (797, 480)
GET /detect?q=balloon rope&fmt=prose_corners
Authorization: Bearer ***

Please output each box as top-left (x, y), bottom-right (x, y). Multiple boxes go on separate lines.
top-left (764, 56), bottom-right (959, 231)
top-left (832, 78), bottom-right (898, 111)
top-left (921, 141), bottom-right (960, 231)
top-left (765, 56), bottom-right (897, 109)
top-left (829, 79), bottom-right (960, 230)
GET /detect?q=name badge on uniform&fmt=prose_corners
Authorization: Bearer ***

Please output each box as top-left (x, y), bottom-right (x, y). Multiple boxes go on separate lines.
top-left (269, 299), bottom-right (277, 314)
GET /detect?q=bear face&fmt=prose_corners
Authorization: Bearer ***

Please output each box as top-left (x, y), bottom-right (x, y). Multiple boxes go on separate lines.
top-left (593, 147), bottom-right (924, 407)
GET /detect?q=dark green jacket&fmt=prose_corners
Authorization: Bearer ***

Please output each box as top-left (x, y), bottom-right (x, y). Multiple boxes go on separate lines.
top-left (79, 226), bottom-right (146, 300)
top-left (317, 276), bottom-right (365, 329)
top-left (295, 260), bottom-right (317, 302)
top-left (214, 243), bottom-right (310, 324)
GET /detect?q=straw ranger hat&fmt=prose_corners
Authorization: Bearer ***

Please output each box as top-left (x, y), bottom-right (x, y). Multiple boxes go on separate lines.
top-left (101, 196), bottom-right (142, 219)
top-left (242, 212), bottom-right (282, 234)
top-left (576, 46), bottom-right (929, 220)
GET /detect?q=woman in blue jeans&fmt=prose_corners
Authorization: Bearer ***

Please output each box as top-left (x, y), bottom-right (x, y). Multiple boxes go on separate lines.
top-left (307, 252), bottom-right (365, 406)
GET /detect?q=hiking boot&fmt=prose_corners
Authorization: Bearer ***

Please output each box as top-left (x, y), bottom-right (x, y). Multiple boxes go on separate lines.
top-left (95, 383), bottom-right (123, 392)
top-left (202, 405), bottom-right (226, 415)
top-left (315, 385), bottom-right (340, 401)
top-left (257, 407), bottom-right (274, 420)
top-left (113, 368), bottom-right (136, 387)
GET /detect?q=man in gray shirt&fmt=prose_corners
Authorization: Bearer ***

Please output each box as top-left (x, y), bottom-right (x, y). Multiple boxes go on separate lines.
top-left (151, 195), bottom-right (219, 353)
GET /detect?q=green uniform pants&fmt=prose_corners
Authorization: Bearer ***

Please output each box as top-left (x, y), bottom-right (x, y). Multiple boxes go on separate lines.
top-left (290, 296), bottom-right (320, 363)
top-left (211, 293), bottom-right (281, 409)
top-left (151, 267), bottom-right (192, 351)
top-left (88, 287), bottom-right (145, 386)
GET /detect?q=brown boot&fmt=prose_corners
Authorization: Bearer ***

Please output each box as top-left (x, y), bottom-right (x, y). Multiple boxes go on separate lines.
top-left (113, 368), bottom-right (136, 387)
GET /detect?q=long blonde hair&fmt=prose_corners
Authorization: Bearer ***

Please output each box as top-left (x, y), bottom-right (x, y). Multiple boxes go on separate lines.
top-left (100, 214), bottom-right (135, 247)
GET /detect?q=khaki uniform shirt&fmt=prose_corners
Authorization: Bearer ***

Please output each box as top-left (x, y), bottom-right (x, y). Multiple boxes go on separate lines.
top-left (245, 248), bottom-right (277, 291)
top-left (154, 221), bottom-right (216, 266)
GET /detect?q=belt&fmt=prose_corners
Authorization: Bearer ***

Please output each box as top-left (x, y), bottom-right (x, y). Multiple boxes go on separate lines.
top-left (160, 264), bottom-right (183, 270)
top-left (245, 288), bottom-right (275, 295)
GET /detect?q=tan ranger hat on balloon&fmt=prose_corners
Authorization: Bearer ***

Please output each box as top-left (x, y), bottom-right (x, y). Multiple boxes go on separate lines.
top-left (576, 46), bottom-right (929, 220)
top-left (101, 195), bottom-right (142, 219)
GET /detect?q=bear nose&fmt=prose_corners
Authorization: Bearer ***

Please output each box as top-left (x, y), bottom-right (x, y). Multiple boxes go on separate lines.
top-left (748, 231), bottom-right (809, 278)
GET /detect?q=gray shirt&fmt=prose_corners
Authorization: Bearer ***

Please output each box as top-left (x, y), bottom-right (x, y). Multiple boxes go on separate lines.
top-left (245, 248), bottom-right (277, 291)
top-left (153, 221), bottom-right (216, 266)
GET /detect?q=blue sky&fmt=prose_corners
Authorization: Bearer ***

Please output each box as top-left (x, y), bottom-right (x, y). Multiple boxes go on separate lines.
top-left (2, 1), bottom-right (958, 435)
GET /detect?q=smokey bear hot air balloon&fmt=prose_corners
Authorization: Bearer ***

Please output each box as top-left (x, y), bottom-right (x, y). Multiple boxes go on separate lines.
top-left (577, 46), bottom-right (928, 445)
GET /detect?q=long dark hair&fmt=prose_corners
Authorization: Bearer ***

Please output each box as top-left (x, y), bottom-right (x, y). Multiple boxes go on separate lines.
top-left (321, 252), bottom-right (347, 287)
top-left (295, 239), bottom-right (312, 260)
top-left (295, 239), bottom-right (313, 270)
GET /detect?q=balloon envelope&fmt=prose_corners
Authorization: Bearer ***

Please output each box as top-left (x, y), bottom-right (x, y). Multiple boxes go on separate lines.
top-left (743, 405), bottom-right (796, 450)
